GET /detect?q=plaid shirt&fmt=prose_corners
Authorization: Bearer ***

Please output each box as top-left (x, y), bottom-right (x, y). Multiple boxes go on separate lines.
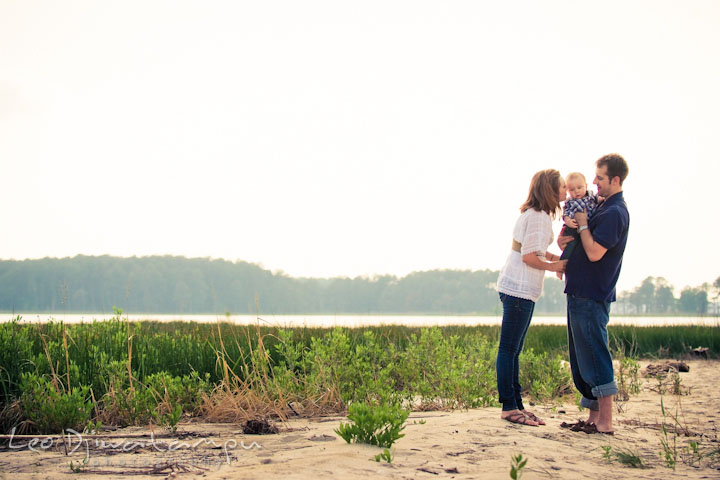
top-left (563, 191), bottom-right (599, 220)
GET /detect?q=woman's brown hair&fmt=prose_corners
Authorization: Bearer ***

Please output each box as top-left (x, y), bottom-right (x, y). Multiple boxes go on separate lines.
top-left (520, 169), bottom-right (562, 218)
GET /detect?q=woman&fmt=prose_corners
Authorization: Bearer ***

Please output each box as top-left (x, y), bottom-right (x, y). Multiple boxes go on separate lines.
top-left (495, 169), bottom-right (567, 426)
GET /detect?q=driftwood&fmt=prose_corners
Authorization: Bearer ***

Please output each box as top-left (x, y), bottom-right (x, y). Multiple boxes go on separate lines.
top-left (645, 362), bottom-right (690, 376)
top-left (691, 347), bottom-right (709, 358)
top-left (619, 418), bottom-right (699, 437)
top-left (72, 460), bottom-right (209, 476)
top-left (0, 431), bottom-right (212, 441)
top-left (243, 418), bottom-right (278, 434)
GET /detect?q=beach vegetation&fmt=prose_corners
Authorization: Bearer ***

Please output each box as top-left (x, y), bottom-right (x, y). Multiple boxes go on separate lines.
top-left (659, 398), bottom-right (678, 469)
top-left (374, 448), bottom-right (393, 463)
top-left (615, 449), bottom-right (646, 468)
top-left (335, 402), bottom-right (409, 448)
top-left (19, 372), bottom-right (92, 434)
top-left (1, 313), bottom-right (717, 434)
top-left (509, 453), bottom-right (527, 479)
top-left (602, 445), bottom-right (646, 468)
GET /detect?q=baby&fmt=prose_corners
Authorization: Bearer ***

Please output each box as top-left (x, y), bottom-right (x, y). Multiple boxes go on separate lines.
top-left (557, 172), bottom-right (600, 277)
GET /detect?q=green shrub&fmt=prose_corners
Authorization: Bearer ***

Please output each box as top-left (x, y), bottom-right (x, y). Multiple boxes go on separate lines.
top-left (335, 402), bottom-right (409, 448)
top-left (19, 373), bottom-right (92, 433)
top-left (400, 328), bottom-right (498, 408)
top-left (519, 349), bottom-right (572, 403)
top-left (99, 361), bottom-right (210, 425)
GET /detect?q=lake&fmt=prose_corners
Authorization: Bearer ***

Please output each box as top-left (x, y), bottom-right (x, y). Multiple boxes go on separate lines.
top-left (3, 313), bottom-right (719, 327)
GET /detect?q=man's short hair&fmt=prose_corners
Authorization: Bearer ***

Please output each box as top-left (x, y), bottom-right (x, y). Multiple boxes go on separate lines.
top-left (596, 153), bottom-right (629, 185)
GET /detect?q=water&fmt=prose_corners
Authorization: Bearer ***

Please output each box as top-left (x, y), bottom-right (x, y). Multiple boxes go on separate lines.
top-left (3, 313), bottom-right (718, 327)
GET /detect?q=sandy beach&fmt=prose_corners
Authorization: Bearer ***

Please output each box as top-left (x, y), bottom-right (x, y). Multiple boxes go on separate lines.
top-left (2, 359), bottom-right (718, 479)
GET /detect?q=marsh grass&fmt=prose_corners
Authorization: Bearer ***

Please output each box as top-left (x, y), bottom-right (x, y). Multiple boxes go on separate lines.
top-left (2, 314), bottom-right (717, 434)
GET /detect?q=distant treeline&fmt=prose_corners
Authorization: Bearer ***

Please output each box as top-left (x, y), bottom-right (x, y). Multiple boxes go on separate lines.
top-left (0, 256), bottom-right (716, 315)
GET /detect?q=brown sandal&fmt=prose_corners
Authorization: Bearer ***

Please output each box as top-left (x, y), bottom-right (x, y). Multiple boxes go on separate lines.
top-left (523, 411), bottom-right (546, 425)
top-left (582, 423), bottom-right (614, 435)
top-left (560, 420), bottom-right (586, 432)
top-left (503, 412), bottom-right (538, 427)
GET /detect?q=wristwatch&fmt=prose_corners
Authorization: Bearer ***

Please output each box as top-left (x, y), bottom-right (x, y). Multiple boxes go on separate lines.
top-left (577, 225), bottom-right (589, 233)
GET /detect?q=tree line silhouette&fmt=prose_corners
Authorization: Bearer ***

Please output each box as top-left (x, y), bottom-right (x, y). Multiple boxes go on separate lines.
top-left (0, 256), bottom-right (715, 315)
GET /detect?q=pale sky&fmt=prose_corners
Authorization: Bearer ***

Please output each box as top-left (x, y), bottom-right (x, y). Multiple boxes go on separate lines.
top-left (1, 1), bottom-right (719, 294)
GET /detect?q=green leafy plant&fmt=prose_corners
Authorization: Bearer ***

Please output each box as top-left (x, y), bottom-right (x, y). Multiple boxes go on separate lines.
top-left (671, 372), bottom-right (687, 396)
top-left (659, 398), bottom-right (678, 469)
top-left (601, 445), bottom-right (613, 462)
top-left (614, 449), bottom-right (645, 468)
top-left (156, 404), bottom-right (183, 433)
top-left (684, 441), bottom-right (703, 467)
top-left (519, 349), bottom-right (572, 403)
top-left (335, 402), bottom-right (409, 448)
top-left (84, 420), bottom-right (102, 434)
top-left (616, 356), bottom-right (642, 401)
top-left (19, 373), bottom-right (92, 434)
top-left (510, 453), bottom-right (527, 480)
top-left (374, 448), bottom-right (393, 463)
top-left (69, 456), bottom-right (89, 473)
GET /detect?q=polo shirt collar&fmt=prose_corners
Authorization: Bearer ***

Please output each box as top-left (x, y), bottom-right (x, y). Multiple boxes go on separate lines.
top-left (602, 190), bottom-right (624, 206)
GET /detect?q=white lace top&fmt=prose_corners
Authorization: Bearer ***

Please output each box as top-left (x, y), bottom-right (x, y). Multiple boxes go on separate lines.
top-left (496, 208), bottom-right (554, 302)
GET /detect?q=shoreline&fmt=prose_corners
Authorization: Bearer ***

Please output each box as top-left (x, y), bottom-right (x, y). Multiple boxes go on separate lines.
top-left (3, 313), bottom-right (719, 327)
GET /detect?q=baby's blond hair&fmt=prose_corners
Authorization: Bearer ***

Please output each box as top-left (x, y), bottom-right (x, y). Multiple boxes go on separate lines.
top-left (566, 172), bottom-right (586, 184)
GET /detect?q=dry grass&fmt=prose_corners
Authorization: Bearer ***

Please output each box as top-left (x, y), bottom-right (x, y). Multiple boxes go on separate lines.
top-left (198, 322), bottom-right (345, 424)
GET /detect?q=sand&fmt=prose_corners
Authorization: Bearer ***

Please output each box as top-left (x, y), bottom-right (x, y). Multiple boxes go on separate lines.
top-left (1, 359), bottom-right (718, 479)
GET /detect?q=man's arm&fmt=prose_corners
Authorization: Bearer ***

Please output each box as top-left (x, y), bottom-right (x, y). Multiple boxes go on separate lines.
top-left (574, 210), bottom-right (608, 262)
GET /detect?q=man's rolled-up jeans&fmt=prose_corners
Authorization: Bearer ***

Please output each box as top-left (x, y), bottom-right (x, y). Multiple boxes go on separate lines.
top-left (567, 294), bottom-right (618, 411)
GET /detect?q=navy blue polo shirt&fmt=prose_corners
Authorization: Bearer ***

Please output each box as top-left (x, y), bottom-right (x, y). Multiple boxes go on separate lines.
top-left (564, 191), bottom-right (630, 303)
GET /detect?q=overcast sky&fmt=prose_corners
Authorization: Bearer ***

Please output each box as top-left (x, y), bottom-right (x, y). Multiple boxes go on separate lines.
top-left (1, 1), bottom-right (718, 294)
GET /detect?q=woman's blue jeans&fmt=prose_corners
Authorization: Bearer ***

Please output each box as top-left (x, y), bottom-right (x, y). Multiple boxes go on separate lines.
top-left (496, 293), bottom-right (535, 411)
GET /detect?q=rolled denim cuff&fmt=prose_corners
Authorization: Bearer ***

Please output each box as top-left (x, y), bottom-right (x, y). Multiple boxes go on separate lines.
top-left (580, 396), bottom-right (599, 411)
top-left (591, 380), bottom-right (618, 399)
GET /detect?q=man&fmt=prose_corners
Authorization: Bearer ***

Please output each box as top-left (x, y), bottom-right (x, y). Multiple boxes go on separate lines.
top-left (559, 153), bottom-right (629, 435)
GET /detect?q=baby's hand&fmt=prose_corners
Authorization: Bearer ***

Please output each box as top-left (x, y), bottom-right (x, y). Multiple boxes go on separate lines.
top-left (563, 216), bottom-right (578, 228)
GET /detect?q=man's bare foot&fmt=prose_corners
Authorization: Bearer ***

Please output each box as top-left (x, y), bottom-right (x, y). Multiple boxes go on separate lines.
top-left (586, 410), bottom-right (599, 425)
top-left (501, 409), bottom-right (539, 426)
top-left (594, 421), bottom-right (613, 433)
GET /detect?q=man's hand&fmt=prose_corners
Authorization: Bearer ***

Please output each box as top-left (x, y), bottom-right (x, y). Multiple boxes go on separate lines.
top-left (557, 235), bottom-right (574, 251)
top-left (574, 209), bottom-right (588, 227)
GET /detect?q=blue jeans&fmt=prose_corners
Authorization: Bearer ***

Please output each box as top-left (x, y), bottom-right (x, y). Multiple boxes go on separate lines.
top-left (496, 293), bottom-right (535, 411)
top-left (567, 295), bottom-right (618, 411)
top-left (559, 226), bottom-right (579, 260)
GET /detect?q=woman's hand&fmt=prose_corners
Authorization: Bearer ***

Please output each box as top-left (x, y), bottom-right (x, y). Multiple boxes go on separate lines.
top-left (547, 260), bottom-right (567, 273)
top-left (522, 253), bottom-right (567, 273)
